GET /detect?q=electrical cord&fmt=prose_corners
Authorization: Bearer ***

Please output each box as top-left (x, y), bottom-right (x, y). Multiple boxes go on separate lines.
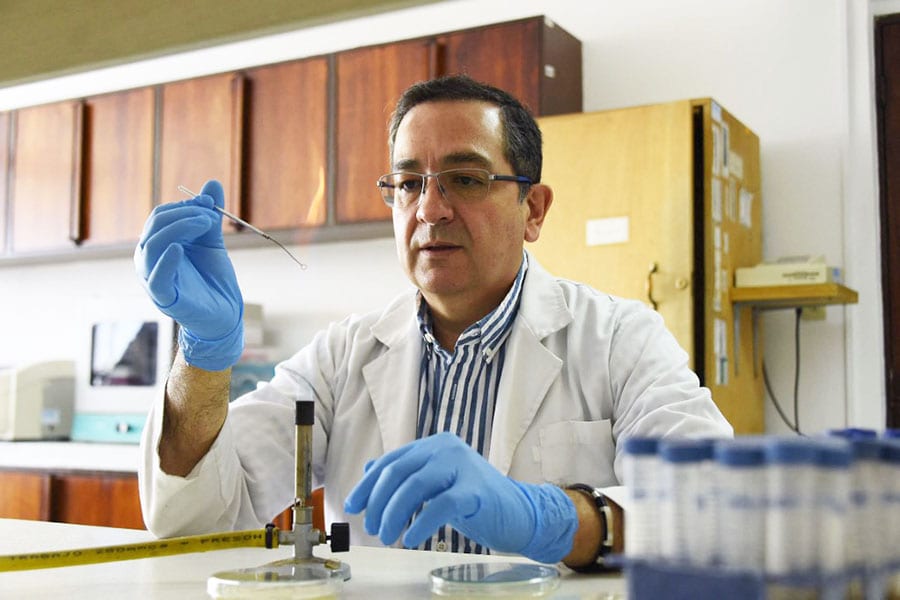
top-left (761, 308), bottom-right (804, 435)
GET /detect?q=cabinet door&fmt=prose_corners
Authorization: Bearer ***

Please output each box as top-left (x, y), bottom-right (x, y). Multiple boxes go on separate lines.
top-left (694, 99), bottom-right (764, 434)
top-left (51, 472), bottom-right (144, 530)
top-left (436, 17), bottom-right (582, 116)
top-left (10, 100), bottom-right (84, 254)
top-left (532, 102), bottom-right (696, 358)
top-left (0, 112), bottom-right (9, 255)
top-left (0, 470), bottom-right (51, 520)
top-left (244, 58), bottom-right (328, 230)
top-left (158, 73), bottom-right (244, 220)
top-left (82, 87), bottom-right (155, 247)
top-left (334, 40), bottom-right (433, 223)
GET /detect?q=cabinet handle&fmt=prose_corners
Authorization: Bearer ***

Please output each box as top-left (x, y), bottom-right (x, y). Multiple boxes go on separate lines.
top-left (228, 73), bottom-right (246, 229)
top-left (69, 100), bottom-right (86, 245)
top-left (428, 37), bottom-right (445, 77)
top-left (646, 261), bottom-right (659, 311)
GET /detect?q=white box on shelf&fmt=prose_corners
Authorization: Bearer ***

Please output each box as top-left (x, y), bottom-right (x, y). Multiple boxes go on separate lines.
top-left (735, 256), bottom-right (842, 288)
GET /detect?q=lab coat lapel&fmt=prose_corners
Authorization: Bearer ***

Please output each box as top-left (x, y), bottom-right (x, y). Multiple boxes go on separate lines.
top-left (488, 256), bottom-right (571, 475)
top-left (363, 293), bottom-right (421, 453)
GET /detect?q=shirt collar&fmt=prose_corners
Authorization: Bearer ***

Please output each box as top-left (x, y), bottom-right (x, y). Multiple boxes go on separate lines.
top-left (416, 252), bottom-right (529, 357)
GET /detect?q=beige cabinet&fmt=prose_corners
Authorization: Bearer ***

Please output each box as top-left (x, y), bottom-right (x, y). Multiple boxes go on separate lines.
top-left (532, 100), bottom-right (763, 433)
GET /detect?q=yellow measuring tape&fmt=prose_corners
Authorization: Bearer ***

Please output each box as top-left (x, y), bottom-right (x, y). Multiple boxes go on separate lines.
top-left (0, 526), bottom-right (280, 572)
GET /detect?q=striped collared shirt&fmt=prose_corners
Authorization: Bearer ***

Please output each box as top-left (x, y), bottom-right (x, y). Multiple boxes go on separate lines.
top-left (414, 253), bottom-right (528, 553)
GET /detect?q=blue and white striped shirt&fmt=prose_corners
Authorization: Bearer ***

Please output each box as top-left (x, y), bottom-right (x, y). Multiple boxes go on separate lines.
top-left (414, 253), bottom-right (528, 553)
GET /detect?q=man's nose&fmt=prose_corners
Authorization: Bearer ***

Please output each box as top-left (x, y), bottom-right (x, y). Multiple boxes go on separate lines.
top-left (421, 174), bottom-right (446, 200)
top-left (417, 175), bottom-right (453, 222)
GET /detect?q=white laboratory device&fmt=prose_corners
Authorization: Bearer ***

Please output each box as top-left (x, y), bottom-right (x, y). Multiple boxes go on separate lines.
top-left (0, 361), bottom-right (75, 441)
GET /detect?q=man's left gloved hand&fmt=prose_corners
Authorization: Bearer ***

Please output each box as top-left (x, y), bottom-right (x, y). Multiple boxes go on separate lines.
top-left (344, 432), bottom-right (578, 563)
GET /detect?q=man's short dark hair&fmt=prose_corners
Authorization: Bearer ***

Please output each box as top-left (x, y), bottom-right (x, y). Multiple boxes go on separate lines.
top-left (388, 75), bottom-right (542, 189)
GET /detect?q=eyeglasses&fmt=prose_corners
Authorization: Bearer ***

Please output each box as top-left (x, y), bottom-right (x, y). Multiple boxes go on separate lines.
top-left (376, 168), bottom-right (533, 208)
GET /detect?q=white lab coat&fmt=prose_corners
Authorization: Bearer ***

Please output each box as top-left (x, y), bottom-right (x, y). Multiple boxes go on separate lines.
top-left (139, 253), bottom-right (732, 545)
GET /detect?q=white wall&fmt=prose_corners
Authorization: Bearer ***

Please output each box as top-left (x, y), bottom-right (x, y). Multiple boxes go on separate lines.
top-left (0, 0), bottom-right (893, 433)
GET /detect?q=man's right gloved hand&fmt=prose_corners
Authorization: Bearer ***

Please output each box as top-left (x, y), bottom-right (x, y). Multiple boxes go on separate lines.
top-left (134, 179), bottom-right (244, 371)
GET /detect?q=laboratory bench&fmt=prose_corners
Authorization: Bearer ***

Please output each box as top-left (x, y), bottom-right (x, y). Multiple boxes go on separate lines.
top-left (0, 518), bottom-right (627, 599)
top-left (0, 440), bottom-right (140, 472)
top-left (0, 441), bottom-right (143, 529)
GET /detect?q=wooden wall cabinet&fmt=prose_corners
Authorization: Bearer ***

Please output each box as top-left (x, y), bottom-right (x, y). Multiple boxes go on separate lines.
top-left (0, 469), bottom-right (143, 530)
top-left (9, 100), bottom-right (84, 255)
top-left (242, 57), bottom-right (329, 231)
top-left (434, 16), bottom-right (582, 117)
top-left (0, 16), bottom-right (581, 258)
top-left (333, 16), bottom-right (583, 225)
top-left (81, 87), bottom-right (156, 248)
top-left (158, 72), bottom-right (245, 221)
top-left (334, 39), bottom-right (434, 224)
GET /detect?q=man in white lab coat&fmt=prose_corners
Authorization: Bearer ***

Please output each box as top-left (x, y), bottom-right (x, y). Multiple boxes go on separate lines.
top-left (135, 75), bottom-right (732, 570)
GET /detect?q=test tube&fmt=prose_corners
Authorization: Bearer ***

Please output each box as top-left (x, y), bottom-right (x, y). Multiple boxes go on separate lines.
top-left (811, 437), bottom-right (852, 594)
top-left (713, 437), bottom-right (766, 573)
top-left (657, 438), bottom-right (715, 567)
top-left (882, 439), bottom-right (900, 595)
top-left (621, 437), bottom-right (660, 561)
top-left (844, 438), bottom-right (883, 577)
top-left (764, 437), bottom-right (817, 579)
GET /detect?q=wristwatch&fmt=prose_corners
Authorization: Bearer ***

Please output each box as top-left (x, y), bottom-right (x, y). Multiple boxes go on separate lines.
top-left (566, 483), bottom-right (614, 571)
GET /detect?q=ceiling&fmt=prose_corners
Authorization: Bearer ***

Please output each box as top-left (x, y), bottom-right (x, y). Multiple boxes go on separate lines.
top-left (0, 0), bottom-right (439, 88)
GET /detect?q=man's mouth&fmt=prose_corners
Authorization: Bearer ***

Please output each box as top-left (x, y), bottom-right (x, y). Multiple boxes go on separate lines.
top-left (419, 241), bottom-right (459, 252)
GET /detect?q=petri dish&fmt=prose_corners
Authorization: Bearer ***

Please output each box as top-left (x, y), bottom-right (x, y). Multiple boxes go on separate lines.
top-left (430, 562), bottom-right (560, 598)
top-left (207, 559), bottom-right (346, 599)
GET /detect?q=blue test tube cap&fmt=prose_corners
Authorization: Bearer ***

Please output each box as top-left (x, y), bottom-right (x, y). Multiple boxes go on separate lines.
top-left (764, 436), bottom-right (817, 465)
top-left (846, 437), bottom-right (882, 462)
top-left (622, 436), bottom-right (660, 456)
top-left (811, 437), bottom-right (853, 469)
top-left (883, 428), bottom-right (900, 439)
top-left (658, 438), bottom-right (714, 463)
top-left (881, 439), bottom-right (900, 464)
top-left (714, 438), bottom-right (766, 467)
top-left (828, 427), bottom-right (877, 439)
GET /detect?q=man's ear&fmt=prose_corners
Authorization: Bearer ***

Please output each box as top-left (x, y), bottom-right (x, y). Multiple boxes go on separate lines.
top-left (524, 183), bottom-right (553, 243)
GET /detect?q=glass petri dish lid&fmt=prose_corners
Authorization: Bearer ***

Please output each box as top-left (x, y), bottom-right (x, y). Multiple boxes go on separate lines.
top-left (207, 560), bottom-right (344, 599)
top-left (430, 562), bottom-right (560, 597)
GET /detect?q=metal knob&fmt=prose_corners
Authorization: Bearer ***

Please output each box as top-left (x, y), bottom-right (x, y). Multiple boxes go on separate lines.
top-left (328, 522), bottom-right (350, 553)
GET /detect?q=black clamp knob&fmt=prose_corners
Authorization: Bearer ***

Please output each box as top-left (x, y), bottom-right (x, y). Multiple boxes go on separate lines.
top-left (327, 522), bottom-right (350, 552)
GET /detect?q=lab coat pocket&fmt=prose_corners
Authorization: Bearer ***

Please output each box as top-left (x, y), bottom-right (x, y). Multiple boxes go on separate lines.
top-left (538, 419), bottom-right (615, 486)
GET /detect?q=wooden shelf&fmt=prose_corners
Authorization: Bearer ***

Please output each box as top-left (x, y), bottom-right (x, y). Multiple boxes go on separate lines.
top-left (730, 283), bottom-right (858, 309)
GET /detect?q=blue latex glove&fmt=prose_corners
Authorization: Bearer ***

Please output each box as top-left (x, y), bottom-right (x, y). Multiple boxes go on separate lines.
top-left (134, 179), bottom-right (244, 371)
top-left (344, 432), bottom-right (578, 563)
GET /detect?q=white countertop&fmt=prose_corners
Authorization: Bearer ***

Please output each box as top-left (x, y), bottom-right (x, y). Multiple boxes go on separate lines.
top-left (0, 519), bottom-right (627, 599)
top-left (0, 441), bottom-right (140, 472)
